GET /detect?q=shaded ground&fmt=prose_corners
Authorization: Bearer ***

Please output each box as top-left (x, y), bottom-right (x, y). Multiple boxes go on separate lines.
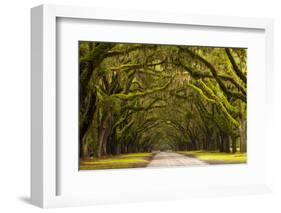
top-left (80, 151), bottom-right (247, 170)
top-left (80, 153), bottom-right (154, 170)
top-left (147, 151), bottom-right (208, 167)
top-left (177, 151), bottom-right (247, 164)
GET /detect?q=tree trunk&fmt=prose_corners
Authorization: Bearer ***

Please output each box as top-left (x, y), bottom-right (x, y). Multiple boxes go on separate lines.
top-left (97, 113), bottom-right (112, 157)
top-left (79, 137), bottom-right (87, 159)
top-left (220, 133), bottom-right (230, 153)
top-left (79, 93), bottom-right (96, 158)
top-left (116, 143), bottom-right (121, 155)
top-left (101, 121), bottom-right (113, 156)
top-left (97, 128), bottom-right (106, 158)
top-left (192, 139), bottom-right (198, 150)
top-left (231, 136), bottom-right (237, 153)
top-left (224, 135), bottom-right (230, 153)
top-left (239, 115), bottom-right (247, 153)
top-left (219, 135), bottom-right (224, 152)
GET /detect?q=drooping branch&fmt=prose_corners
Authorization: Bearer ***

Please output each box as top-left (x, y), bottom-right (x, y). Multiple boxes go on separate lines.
top-left (123, 98), bottom-right (163, 112)
top-left (180, 62), bottom-right (246, 96)
top-left (188, 83), bottom-right (216, 104)
top-left (198, 80), bottom-right (239, 127)
top-left (179, 49), bottom-right (246, 102)
top-left (112, 99), bottom-right (166, 130)
top-left (179, 48), bottom-right (232, 100)
top-left (225, 48), bottom-right (247, 84)
top-left (204, 79), bottom-right (238, 115)
top-left (111, 75), bottom-right (175, 100)
top-left (116, 119), bottom-right (135, 140)
top-left (109, 60), bottom-right (166, 72)
top-left (80, 43), bottom-right (115, 105)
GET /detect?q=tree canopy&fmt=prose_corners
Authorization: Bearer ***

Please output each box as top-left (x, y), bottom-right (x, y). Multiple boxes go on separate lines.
top-left (79, 42), bottom-right (247, 159)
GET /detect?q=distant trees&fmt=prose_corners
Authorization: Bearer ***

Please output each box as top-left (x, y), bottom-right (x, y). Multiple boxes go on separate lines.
top-left (79, 42), bottom-right (247, 159)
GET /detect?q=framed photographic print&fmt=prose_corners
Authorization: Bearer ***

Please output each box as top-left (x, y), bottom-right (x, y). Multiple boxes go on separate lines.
top-left (31, 4), bottom-right (274, 208)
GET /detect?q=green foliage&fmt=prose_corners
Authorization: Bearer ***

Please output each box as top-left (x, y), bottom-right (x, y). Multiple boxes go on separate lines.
top-left (79, 41), bottom-right (247, 161)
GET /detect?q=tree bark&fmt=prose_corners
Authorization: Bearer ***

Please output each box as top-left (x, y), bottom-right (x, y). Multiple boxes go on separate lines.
top-left (231, 136), bottom-right (237, 153)
top-left (79, 93), bottom-right (96, 158)
top-left (97, 113), bottom-right (112, 157)
top-left (79, 136), bottom-right (89, 159)
top-left (225, 48), bottom-right (247, 84)
top-left (224, 135), bottom-right (230, 153)
top-left (239, 116), bottom-right (247, 153)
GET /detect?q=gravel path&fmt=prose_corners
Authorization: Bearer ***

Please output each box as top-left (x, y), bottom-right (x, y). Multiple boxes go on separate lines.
top-left (147, 151), bottom-right (208, 167)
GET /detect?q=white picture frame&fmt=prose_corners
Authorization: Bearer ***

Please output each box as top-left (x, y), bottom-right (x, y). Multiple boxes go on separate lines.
top-left (31, 4), bottom-right (274, 208)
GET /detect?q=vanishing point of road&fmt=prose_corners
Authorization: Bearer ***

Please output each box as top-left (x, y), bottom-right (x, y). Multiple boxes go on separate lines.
top-left (147, 151), bottom-right (208, 167)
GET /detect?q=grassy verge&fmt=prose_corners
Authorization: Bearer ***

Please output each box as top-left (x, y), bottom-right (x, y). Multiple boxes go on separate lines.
top-left (80, 152), bottom-right (155, 170)
top-left (177, 151), bottom-right (247, 164)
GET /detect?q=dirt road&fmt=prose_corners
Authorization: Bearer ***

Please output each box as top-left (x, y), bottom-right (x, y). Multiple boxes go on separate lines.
top-left (147, 151), bottom-right (208, 167)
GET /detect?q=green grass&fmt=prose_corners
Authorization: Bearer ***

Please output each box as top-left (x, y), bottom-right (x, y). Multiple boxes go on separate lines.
top-left (80, 152), bottom-right (154, 170)
top-left (177, 151), bottom-right (247, 164)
